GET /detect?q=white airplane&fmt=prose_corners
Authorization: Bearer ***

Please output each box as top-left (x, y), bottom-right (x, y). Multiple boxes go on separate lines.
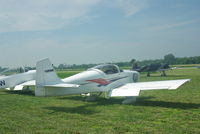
top-left (0, 70), bottom-right (36, 90)
top-left (34, 58), bottom-right (190, 104)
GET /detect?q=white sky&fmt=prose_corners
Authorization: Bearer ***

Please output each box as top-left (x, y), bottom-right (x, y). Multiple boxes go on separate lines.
top-left (0, 0), bottom-right (200, 67)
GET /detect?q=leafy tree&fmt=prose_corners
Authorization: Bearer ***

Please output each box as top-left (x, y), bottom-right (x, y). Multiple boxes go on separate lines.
top-left (58, 64), bottom-right (66, 70)
top-left (130, 59), bottom-right (136, 65)
top-left (164, 54), bottom-right (175, 64)
top-left (130, 59), bottom-right (137, 70)
top-left (132, 62), bottom-right (139, 70)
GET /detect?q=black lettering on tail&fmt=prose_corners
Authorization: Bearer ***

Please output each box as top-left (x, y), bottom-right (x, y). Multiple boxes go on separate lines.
top-left (0, 80), bottom-right (5, 86)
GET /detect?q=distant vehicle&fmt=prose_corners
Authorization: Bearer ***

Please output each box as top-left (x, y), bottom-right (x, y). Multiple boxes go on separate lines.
top-left (33, 59), bottom-right (190, 104)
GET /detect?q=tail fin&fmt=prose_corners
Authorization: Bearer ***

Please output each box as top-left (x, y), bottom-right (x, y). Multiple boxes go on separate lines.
top-left (36, 58), bottom-right (62, 86)
top-left (35, 58), bottom-right (62, 96)
top-left (35, 58), bottom-right (79, 96)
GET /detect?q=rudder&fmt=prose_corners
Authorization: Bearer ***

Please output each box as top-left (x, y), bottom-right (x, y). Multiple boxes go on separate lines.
top-left (35, 58), bottom-right (62, 96)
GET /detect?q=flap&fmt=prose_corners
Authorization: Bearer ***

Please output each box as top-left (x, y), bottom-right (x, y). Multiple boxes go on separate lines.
top-left (110, 86), bottom-right (140, 97)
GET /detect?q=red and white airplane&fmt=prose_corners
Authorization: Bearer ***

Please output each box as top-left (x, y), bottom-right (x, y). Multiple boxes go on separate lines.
top-left (34, 59), bottom-right (190, 104)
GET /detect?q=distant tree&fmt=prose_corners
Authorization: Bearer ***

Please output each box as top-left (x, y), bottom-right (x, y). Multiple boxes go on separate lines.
top-left (164, 54), bottom-right (175, 64)
top-left (130, 59), bottom-right (136, 64)
top-left (18, 67), bottom-right (25, 73)
top-left (50, 55), bottom-right (200, 71)
top-left (58, 64), bottom-right (66, 70)
top-left (132, 62), bottom-right (139, 70)
top-left (0, 67), bottom-right (9, 75)
top-left (130, 59), bottom-right (136, 70)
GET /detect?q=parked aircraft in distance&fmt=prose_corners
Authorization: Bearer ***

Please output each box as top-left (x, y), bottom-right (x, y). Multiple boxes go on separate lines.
top-left (134, 63), bottom-right (171, 77)
top-left (0, 70), bottom-right (36, 90)
top-left (34, 58), bottom-right (190, 104)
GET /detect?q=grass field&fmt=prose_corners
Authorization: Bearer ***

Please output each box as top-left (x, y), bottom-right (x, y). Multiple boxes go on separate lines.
top-left (172, 64), bottom-right (200, 68)
top-left (0, 68), bottom-right (200, 134)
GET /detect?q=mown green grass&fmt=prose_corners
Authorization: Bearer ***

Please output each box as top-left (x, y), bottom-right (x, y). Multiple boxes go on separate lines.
top-left (172, 64), bottom-right (200, 68)
top-left (0, 68), bottom-right (200, 134)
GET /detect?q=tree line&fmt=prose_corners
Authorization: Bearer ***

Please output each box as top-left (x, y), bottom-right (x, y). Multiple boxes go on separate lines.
top-left (55, 54), bottom-right (200, 70)
top-left (131, 54), bottom-right (200, 67)
top-left (1, 54), bottom-right (200, 73)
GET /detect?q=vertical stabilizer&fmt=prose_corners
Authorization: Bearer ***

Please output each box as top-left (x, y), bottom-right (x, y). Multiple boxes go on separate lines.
top-left (35, 58), bottom-right (62, 96)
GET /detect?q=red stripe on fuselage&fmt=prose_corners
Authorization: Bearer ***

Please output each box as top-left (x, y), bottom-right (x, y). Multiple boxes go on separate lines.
top-left (87, 78), bottom-right (111, 85)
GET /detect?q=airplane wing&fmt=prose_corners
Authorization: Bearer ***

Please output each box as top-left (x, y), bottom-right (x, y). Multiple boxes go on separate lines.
top-left (13, 80), bottom-right (36, 90)
top-left (44, 83), bottom-right (79, 88)
top-left (109, 79), bottom-right (190, 97)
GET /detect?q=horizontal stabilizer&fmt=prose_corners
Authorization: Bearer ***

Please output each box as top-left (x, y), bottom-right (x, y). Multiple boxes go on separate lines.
top-left (21, 80), bottom-right (36, 86)
top-left (44, 83), bottom-right (79, 88)
top-left (13, 80), bottom-right (36, 90)
top-left (14, 85), bottom-right (24, 90)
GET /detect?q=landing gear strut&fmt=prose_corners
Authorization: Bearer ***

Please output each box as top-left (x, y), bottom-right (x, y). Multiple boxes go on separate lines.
top-left (85, 92), bottom-right (102, 101)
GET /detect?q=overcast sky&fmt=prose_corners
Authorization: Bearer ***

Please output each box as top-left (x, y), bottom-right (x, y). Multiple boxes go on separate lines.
top-left (0, 0), bottom-right (199, 67)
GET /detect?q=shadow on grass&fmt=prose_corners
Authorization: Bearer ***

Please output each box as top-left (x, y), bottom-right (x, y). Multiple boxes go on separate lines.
top-left (44, 97), bottom-right (125, 115)
top-left (3, 90), bottom-right (199, 111)
top-left (45, 105), bottom-right (97, 115)
top-left (44, 99), bottom-right (122, 115)
top-left (4, 90), bottom-right (34, 96)
top-left (59, 95), bottom-right (128, 105)
top-left (44, 96), bottom-right (200, 115)
top-left (136, 100), bottom-right (200, 110)
top-left (60, 95), bottom-right (200, 110)
top-left (0, 92), bottom-right (10, 95)
top-left (59, 95), bottom-right (86, 101)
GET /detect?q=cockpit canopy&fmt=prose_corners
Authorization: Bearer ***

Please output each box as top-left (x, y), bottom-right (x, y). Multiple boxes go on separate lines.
top-left (91, 64), bottom-right (121, 75)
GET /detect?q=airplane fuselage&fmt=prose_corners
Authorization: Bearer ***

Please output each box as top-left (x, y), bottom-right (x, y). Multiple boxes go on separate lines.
top-left (34, 58), bottom-right (190, 100)
top-left (43, 66), bottom-right (140, 96)
top-left (0, 70), bottom-right (36, 89)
